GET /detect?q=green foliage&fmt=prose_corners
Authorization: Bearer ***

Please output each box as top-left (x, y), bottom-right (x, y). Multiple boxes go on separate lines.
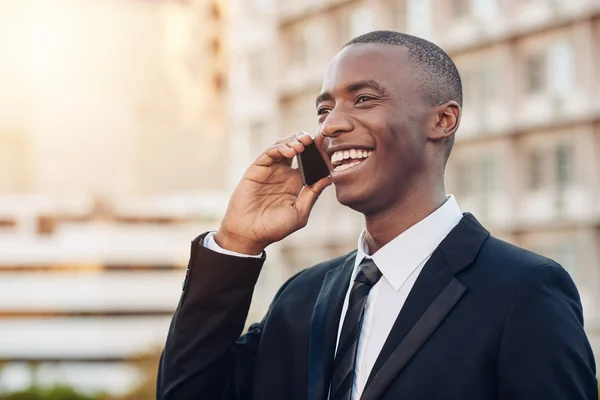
top-left (0, 385), bottom-right (100, 400)
top-left (0, 349), bottom-right (162, 400)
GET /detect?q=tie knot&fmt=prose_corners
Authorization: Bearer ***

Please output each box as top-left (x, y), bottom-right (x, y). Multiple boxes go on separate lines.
top-left (354, 259), bottom-right (382, 287)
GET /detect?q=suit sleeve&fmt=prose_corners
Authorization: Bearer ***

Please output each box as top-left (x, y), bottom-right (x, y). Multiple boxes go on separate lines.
top-left (156, 233), bottom-right (301, 400)
top-left (497, 263), bottom-right (598, 400)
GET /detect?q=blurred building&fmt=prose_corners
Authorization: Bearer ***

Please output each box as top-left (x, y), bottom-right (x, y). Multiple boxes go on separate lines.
top-left (0, 0), bottom-right (227, 197)
top-left (1, 0), bottom-right (599, 394)
top-left (229, 0), bottom-right (600, 354)
top-left (0, 0), bottom-right (227, 394)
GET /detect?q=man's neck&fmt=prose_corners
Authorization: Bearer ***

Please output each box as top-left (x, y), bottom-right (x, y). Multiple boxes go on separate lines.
top-left (363, 189), bottom-right (447, 254)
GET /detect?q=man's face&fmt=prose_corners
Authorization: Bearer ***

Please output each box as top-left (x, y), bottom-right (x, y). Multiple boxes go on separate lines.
top-left (314, 44), bottom-right (433, 215)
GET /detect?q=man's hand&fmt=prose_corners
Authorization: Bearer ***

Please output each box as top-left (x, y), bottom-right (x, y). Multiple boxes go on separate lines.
top-left (214, 133), bottom-right (331, 255)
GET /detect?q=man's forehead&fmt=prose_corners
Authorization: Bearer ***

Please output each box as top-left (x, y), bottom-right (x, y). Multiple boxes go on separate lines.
top-left (321, 43), bottom-right (410, 90)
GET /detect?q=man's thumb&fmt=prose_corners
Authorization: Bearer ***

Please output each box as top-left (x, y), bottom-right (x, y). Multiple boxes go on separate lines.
top-left (295, 177), bottom-right (332, 221)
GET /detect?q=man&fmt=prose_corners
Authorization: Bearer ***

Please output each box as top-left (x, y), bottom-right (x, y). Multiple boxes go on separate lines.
top-left (157, 31), bottom-right (597, 399)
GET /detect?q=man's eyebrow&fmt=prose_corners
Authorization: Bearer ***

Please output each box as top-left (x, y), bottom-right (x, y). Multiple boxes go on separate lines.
top-left (315, 92), bottom-right (333, 108)
top-left (346, 80), bottom-right (386, 94)
top-left (316, 80), bottom-right (387, 107)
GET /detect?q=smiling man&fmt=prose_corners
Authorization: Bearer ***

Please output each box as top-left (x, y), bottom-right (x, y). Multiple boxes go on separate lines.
top-left (157, 31), bottom-right (597, 400)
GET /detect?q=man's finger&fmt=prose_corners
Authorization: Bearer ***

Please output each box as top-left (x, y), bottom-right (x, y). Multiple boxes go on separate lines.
top-left (295, 132), bottom-right (313, 146)
top-left (273, 132), bottom-right (309, 146)
top-left (257, 143), bottom-right (297, 166)
top-left (295, 177), bottom-right (332, 223)
top-left (286, 137), bottom-right (305, 153)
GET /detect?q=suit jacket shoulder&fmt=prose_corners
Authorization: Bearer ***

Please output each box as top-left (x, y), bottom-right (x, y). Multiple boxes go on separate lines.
top-left (466, 234), bottom-right (567, 288)
top-left (481, 235), bottom-right (559, 270)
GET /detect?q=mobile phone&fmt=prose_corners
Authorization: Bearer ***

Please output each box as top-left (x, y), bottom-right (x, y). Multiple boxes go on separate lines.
top-left (297, 142), bottom-right (330, 186)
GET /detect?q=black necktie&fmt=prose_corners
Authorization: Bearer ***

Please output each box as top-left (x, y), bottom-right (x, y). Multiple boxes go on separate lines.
top-left (330, 259), bottom-right (383, 400)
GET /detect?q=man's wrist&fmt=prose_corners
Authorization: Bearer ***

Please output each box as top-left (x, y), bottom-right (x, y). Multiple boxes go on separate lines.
top-left (213, 230), bottom-right (265, 256)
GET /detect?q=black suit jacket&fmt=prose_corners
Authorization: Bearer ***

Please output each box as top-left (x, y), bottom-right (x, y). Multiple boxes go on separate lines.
top-left (157, 214), bottom-right (597, 399)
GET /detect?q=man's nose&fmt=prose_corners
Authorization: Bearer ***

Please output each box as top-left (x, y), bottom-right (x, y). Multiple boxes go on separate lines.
top-left (320, 108), bottom-right (354, 138)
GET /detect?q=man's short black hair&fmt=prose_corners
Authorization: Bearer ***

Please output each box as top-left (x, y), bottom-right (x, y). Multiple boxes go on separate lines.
top-left (345, 30), bottom-right (462, 162)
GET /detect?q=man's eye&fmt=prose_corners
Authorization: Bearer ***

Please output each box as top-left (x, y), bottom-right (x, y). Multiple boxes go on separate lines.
top-left (356, 96), bottom-right (373, 104)
top-left (317, 108), bottom-right (331, 116)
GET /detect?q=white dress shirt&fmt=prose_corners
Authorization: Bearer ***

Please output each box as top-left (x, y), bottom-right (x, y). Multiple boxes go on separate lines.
top-left (203, 195), bottom-right (463, 400)
top-left (333, 195), bottom-right (462, 399)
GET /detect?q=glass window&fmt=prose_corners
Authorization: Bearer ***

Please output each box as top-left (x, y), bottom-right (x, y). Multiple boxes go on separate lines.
top-left (251, 0), bottom-right (272, 12)
top-left (481, 157), bottom-right (496, 194)
top-left (482, 62), bottom-right (497, 101)
top-left (452, 0), bottom-right (471, 18)
top-left (461, 63), bottom-right (496, 112)
top-left (457, 162), bottom-right (473, 196)
top-left (386, 0), bottom-right (406, 31)
top-left (556, 143), bottom-right (573, 187)
top-left (474, 0), bottom-right (497, 21)
top-left (548, 40), bottom-right (573, 96)
top-left (288, 29), bottom-right (306, 66)
top-left (334, 11), bottom-right (351, 46)
top-left (461, 69), bottom-right (477, 109)
top-left (350, 7), bottom-right (375, 38)
top-left (525, 52), bottom-right (546, 94)
top-left (247, 52), bottom-right (267, 85)
top-left (407, 0), bottom-right (431, 38)
top-left (304, 21), bottom-right (323, 60)
top-left (249, 0), bottom-right (273, 14)
top-left (528, 150), bottom-right (544, 190)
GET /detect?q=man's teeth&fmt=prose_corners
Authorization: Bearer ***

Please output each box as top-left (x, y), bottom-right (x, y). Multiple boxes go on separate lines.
top-left (331, 149), bottom-right (373, 164)
top-left (331, 149), bottom-right (373, 172)
top-left (334, 161), bottom-right (361, 172)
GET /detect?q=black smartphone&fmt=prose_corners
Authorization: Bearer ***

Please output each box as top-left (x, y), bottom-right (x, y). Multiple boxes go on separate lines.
top-left (297, 142), bottom-right (330, 186)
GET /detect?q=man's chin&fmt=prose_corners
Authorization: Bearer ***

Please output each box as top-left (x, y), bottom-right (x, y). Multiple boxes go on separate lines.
top-left (334, 185), bottom-right (376, 214)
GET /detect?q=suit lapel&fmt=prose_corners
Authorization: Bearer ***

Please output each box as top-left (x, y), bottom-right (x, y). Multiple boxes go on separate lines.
top-left (361, 213), bottom-right (490, 400)
top-left (308, 252), bottom-right (356, 400)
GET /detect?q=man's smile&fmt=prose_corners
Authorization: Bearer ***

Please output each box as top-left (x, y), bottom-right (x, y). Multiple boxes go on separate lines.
top-left (329, 148), bottom-right (374, 173)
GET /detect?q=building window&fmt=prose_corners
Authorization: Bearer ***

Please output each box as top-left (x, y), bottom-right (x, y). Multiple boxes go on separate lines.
top-left (289, 30), bottom-right (306, 66)
top-left (556, 144), bottom-right (573, 187)
top-left (525, 53), bottom-right (546, 94)
top-left (249, 0), bottom-right (272, 15)
top-left (407, 0), bottom-right (431, 38)
top-left (549, 40), bottom-right (574, 96)
top-left (304, 21), bottom-right (324, 60)
top-left (386, 0), bottom-right (406, 31)
top-left (461, 63), bottom-right (497, 116)
top-left (528, 150), bottom-right (543, 190)
top-left (457, 162), bottom-right (472, 196)
top-left (482, 62), bottom-right (497, 101)
top-left (461, 69), bottom-right (477, 108)
top-left (334, 10), bottom-right (351, 46)
top-left (248, 52), bottom-right (267, 85)
top-left (473, 0), bottom-right (497, 21)
top-left (452, 0), bottom-right (471, 18)
top-left (350, 7), bottom-right (375, 38)
top-left (481, 157), bottom-right (496, 195)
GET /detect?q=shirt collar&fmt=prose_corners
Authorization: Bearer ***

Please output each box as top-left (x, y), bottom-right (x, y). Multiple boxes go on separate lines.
top-left (354, 195), bottom-right (463, 292)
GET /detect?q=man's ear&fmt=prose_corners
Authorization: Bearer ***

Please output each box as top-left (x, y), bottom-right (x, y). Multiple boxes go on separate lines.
top-left (429, 101), bottom-right (461, 141)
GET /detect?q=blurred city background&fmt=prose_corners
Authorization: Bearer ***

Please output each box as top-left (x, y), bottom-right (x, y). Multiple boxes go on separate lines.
top-left (0, 0), bottom-right (599, 398)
